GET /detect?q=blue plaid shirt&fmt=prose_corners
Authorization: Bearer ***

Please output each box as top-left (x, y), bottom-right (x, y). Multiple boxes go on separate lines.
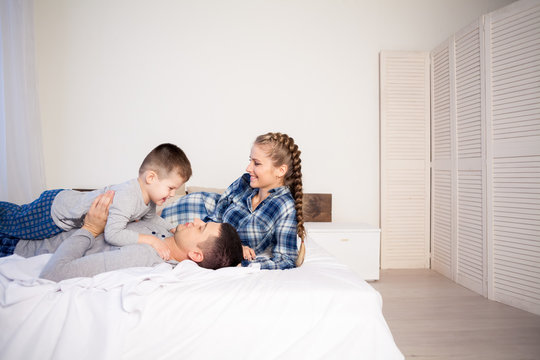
top-left (162, 174), bottom-right (298, 269)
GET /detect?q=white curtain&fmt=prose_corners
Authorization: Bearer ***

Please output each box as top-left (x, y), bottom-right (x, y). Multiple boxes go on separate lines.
top-left (0, 0), bottom-right (45, 204)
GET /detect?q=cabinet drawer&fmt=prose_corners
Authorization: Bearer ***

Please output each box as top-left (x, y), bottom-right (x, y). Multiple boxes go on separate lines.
top-left (305, 223), bottom-right (380, 281)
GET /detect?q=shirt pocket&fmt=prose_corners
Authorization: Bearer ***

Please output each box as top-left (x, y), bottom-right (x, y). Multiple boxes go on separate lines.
top-left (238, 213), bottom-right (274, 251)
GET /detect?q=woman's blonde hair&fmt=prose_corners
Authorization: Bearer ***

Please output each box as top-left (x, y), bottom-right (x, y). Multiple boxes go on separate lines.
top-left (254, 132), bottom-right (305, 266)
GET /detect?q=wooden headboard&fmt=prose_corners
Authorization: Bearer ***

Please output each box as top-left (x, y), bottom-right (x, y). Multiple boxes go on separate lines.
top-left (303, 193), bottom-right (332, 222)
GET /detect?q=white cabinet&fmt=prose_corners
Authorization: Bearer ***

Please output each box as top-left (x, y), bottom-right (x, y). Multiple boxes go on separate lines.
top-left (305, 222), bottom-right (380, 281)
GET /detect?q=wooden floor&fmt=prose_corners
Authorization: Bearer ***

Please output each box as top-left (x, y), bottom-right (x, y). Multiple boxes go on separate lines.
top-left (370, 269), bottom-right (540, 360)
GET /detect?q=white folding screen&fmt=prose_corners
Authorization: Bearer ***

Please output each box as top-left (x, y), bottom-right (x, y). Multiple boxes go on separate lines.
top-left (485, 0), bottom-right (540, 315)
top-left (429, 0), bottom-right (540, 314)
top-left (380, 1), bottom-right (540, 314)
top-left (380, 51), bottom-right (431, 269)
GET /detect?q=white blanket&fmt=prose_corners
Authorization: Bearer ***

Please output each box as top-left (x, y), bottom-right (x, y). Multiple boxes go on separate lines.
top-left (0, 240), bottom-right (403, 360)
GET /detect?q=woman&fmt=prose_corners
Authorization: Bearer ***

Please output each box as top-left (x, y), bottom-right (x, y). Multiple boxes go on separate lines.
top-left (162, 132), bottom-right (305, 269)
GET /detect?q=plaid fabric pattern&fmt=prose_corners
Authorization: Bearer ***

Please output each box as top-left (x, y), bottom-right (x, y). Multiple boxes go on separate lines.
top-left (0, 235), bottom-right (20, 257)
top-left (0, 189), bottom-right (64, 240)
top-left (162, 174), bottom-right (298, 269)
top-left (161, 192), bottom-right (221, 226)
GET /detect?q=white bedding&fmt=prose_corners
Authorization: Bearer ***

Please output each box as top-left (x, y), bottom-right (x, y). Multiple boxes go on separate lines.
top-left (0, 238), bottom-right (403, 360)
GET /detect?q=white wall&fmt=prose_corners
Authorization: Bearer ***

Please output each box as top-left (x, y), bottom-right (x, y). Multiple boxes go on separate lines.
top-left (33, 0), bottom-right (514, 227)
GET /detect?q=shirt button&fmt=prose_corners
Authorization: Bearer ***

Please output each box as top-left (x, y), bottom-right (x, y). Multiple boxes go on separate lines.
top-left (152, 231), bottom-right (156, 235)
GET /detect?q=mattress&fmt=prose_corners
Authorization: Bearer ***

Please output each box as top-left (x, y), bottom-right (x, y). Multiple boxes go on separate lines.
top-left (0, 236), bottom-right (403, 360)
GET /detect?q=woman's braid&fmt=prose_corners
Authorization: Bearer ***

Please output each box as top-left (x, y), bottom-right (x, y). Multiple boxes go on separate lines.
top-left (275, 134), bottom-right (305, 241)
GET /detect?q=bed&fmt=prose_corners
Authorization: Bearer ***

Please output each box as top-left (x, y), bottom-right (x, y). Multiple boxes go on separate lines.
top-left (0, 189), bottom-right (403, 360)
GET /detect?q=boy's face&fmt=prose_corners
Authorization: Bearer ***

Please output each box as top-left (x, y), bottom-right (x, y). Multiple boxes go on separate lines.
top-left (148, 172), bottom-right (185, 205)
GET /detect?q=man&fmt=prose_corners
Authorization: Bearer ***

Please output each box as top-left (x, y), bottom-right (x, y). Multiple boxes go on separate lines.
top-left (11, 191), bottom-right (243, 282)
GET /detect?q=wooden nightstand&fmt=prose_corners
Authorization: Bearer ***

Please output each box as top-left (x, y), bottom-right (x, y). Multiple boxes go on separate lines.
top-left (305, 222), bottom-right (381, 281)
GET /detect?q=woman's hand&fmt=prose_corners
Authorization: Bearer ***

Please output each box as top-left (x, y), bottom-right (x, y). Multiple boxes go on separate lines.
top-left (242, 245), bottom-right (256, 261)
top-left (83, 190), bottom-right (114, 237)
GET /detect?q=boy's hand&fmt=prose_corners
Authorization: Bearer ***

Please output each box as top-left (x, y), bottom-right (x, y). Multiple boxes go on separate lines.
top-left (138, 234), bottom-right (171, 261)
top-left (169, 227), bottom-right (176, 234)
top-left (83, 190), bottom-right (115, 237)
top-left (151, 240), bottom-right (171, 261)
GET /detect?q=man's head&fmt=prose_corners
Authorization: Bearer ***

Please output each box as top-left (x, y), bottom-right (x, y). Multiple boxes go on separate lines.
top-left (174, 219), bottom-right (243, 269)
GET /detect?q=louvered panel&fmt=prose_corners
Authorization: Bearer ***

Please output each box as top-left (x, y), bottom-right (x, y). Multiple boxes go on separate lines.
top-left (490, 11), bottom-right (540, 53)
top-left (431, 40), bottom-right (454, 279)
top-left (432, 46), bottom-right (452, 160)
top-left (383, 168), bottom-right (430, 268)
top-left (491, 58), bottom-right (540, 85)
top-left (432, 169), bottom-right (453, 278)
top-left (491, 69), bottom-right (540, 97)
top-left (486, 0), bottom-right (540, 316)
top-left (457, 171), bottom-right (485, 293)
top-left (380, 51), bottom-right (430, 269)
top-left (454, 20), bottom-right (486, 295)
top-left (490, 3), bottom-right (540, 145)
top-left (492, 156), bottom-right (540, 313)
top-left (491, 33), bottom-right (540, 64)
top-left (456, 23), bottom-right (482, 160)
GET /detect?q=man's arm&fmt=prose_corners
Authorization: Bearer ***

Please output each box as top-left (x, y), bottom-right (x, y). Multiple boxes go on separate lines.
top-left (40, 232), bottom-right (162, 282)
top-left (39, 228), bottom-right (103, 281)
top-left (82, 190), bottom-right (113, 237)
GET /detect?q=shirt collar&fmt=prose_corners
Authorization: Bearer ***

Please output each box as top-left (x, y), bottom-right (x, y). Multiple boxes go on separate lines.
top-left (250, 185), bottom-right (290, 197)
top-left (268, 186), bottom-right (290, 196)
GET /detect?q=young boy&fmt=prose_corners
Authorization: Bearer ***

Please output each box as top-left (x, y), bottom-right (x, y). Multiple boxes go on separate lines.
top-left (0, 143), bottom-right (191, 260)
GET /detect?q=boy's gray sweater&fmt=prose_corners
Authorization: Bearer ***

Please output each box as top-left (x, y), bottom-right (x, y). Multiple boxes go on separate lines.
top-left (50, 179), bottom-right (173, 246)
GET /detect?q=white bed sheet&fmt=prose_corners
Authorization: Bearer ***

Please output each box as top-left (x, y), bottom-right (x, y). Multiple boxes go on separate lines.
top-left (0, 238), bottom-right (403, 360)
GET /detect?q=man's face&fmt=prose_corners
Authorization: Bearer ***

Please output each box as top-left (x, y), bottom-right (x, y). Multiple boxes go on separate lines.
top-left (174, 218), bottom-right (220, 252)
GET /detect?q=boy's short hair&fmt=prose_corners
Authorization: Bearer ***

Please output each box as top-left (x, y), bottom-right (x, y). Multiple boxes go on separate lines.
top-left (198, 223), bottom-right (243, 270)
top-left (139, 143), bottom-right (192, 181)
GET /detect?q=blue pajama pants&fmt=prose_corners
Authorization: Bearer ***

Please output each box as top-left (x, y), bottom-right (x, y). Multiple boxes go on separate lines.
top-left (0, 189), bottom-right (64, 256)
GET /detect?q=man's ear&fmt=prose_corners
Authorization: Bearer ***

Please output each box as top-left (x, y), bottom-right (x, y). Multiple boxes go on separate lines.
top-left (187, 249), bottom-right (204, 263)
